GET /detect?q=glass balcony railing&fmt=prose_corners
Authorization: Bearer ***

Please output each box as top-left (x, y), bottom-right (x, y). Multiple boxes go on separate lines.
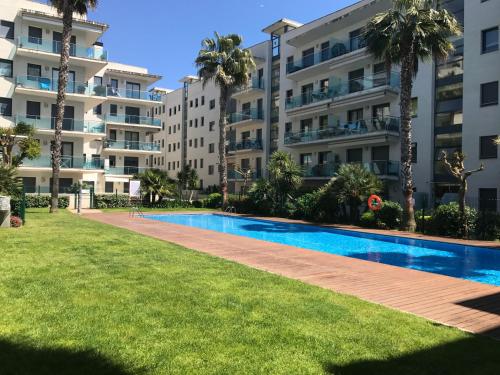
top-left (285, 116), bottom-right (400, 145)
top-left (227, 169), bottom-right (263, 180)
top-left (105, 166), bottom-right (149, 175)
top-left (105, 114), bottom-right (161, 127)
top-left (16, 76), bottom-right (107, 97)
top-left (285, 88), bottom-right (333, 110)
top-left (227, 108), bottom-right (264, 124)
top-left (330, 72), bottom-right (400, 97)
top-left (235, 77), bottom-right (265, 93)
top-left (103, 140), bottom-right (160, 152)
top-left (286, 35), bottom-right (366, 74)
top-left (16, 114), bottom-right (105, 133)
top-left (302, 161), bottom-right (399, 178)
top-left (17, 36), bottom-right (108, 61)
top-left (21, 155), bottom-right (105, 169)
top-left (106, 87), bottom-right (162, 102)
top-left (227, 139), bottom-right (263, 152)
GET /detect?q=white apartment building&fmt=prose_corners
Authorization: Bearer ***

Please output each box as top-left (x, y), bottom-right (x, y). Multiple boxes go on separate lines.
top-left (0, 0), bottom-right (163, 194)
top-left (153, 0), bottom-right (500, 210)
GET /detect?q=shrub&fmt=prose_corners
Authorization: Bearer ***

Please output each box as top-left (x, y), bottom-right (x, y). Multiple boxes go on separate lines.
top-left (475, 211), bottom-right (500, 241)
top-left (94, 194), bottom-right (130, 209)
top-left (147, 200), bottom-right (193, 209)
top-left (204, 193), bottom-right (222, 208)
top-left (375, 200), bottom-right (403, 229)
top-left (294, 191), bottom-right (323, 221)
top-left (10, 216), bottom-right (22, 228)
top-left (192, 200), bottom-right (203, 208)
top-left (431, 202), bottom-right (477, 238)
top-left (415, 210), bottom-right (433, 233)
top-left (228, 196), bottom-right (256, 214)
top-left (360, 211), bottom-right (377, 228)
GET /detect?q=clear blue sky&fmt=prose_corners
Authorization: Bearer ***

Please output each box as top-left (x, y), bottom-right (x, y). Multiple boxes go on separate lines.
top-left (88, 0), bottom-right (356, 89)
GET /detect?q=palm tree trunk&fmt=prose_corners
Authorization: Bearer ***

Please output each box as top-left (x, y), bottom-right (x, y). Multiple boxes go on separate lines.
top-left (399, 53), bottom-right (416, 232)
top-left (50, 1), bottom-right (72, 213)
top-left (459, 179), bottom-right (467, 238)
top-left (218, 87), bottom-right (229, 207)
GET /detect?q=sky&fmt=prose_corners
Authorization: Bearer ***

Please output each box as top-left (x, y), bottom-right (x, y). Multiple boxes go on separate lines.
top-left (88, 0), bottom-right (357, 90)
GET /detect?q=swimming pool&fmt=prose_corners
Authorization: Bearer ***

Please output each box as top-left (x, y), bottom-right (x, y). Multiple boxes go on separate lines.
top-left (145, 214), bottom-right (500, 286)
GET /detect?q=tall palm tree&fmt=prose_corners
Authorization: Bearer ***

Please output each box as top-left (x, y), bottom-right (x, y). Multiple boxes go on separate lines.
top-left (365, 0), bottom-right (461, 231)
top-left (195, 32), bottom-right (255, 207)
top-left (48, 0), bottom-right (98, 213)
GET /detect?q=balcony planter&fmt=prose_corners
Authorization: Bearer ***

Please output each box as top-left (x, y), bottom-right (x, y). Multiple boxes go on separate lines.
top-left (77, 84), bottom-right (87, 94)
top-left (93, 85), bottom-right (106, 97)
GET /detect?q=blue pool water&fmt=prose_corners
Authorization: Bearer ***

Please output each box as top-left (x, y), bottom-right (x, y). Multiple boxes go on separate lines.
top-left (146, 214), bottom-right (500, 286)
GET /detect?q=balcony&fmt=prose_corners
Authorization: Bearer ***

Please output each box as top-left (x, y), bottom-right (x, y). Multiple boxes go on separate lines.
top-left (20, 156), bottom-right (105, 171)
top-left (105, 114), bottom-right (161, 129)
top-left (227, 109), bottom-right (264, 127)
top-left (302, 161), bottom-right (399, 179)
top-left (286, 36), bottom-right (367, 80)
top-left (106, 87), bottom-right (162, 103)
top-left (285, 88), bottom-right (333, 114)
top-left (330, 72), bottom-right (400, 108)
top-left (103, 140), bottom-right (160, 153)
top-left (227, 139), bottom-right (263, 153)
top-left (105, 166), bottom-right (150, 176)
top-left (232, 78), bottom-right (265, 98)
top-left (15, 76), bottom-right (107, 110)
top-left (16, 114), bottom-right (105, 135)
top-left (16, 37), bottom-right (107, 78)
top-left (228, 169), bottom-right (263, 180)
top-left (285, 116), bottom-right (400, 147)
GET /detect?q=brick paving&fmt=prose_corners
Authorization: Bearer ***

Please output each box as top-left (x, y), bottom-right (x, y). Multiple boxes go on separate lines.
top-left (84, 211), bottom-right (500, 339)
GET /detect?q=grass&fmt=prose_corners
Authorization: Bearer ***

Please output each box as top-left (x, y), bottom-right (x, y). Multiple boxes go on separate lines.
top-left (99, 207), bottom-right (216, 213)
top-left (0, 209), bottom-right (499, 375)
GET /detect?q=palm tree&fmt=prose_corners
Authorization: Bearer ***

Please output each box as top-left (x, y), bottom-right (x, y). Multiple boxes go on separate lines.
top-left (268, 151), bottom-right (303, 211)
top-left (48, 0), bottom-right (98, 213)
top-left (137, 169), bottom-right (174, 204)
top-left (365, 0), bottom-right (461, 231)
top-left (330, 163), bottom-right (383, 223)
top-left (195, 32), bottom-right (255, 207)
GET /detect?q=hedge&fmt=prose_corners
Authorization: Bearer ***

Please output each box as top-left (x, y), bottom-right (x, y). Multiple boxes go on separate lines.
top-left (11, 195), bottom-right (69, 216)
top-left (94, 194), bottom-right (130, 209)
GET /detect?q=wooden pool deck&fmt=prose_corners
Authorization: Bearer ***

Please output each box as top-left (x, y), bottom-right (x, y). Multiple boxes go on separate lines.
top-left (84, 211), bottom-right (500, 339)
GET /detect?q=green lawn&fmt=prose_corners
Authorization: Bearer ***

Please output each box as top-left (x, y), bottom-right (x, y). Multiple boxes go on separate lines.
top-left (0, 210), bottom-right (499, 375)
top-left (99, 207), bottom-right (216, 213)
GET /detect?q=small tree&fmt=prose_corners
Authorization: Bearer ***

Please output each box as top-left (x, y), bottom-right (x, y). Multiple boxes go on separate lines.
top-left (177, 165), bottom-right (198, 202)
top-left (268, 151), bottom-right (303, 213)
top-left (330, 163), bottom-right (383, 223)
top-left (234, 166), bottom-right (252, 197)
top-left (440, 151), bottom-right (484, 238)
top-left (186, 167), bottom-right (199, 203)
top-left (0, 122), bottom-right (41, 167)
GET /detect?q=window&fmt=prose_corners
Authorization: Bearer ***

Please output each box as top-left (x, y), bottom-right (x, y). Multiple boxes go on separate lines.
top-left (200, 159), bottom-right (204, 168)
top-left (479, 188), bottom-right (497, 212)
top-left (109, 155), bottom-right (116, 167)
top-left (0, 20), bottom-right (14, 40)
top-left (200, 137), bottom-right (204, 147)
top-left (169, 108), bottom-right (172, 116)
top-left (0, 59), bottom-right (12, 78)
top-left (209, 121), bottom-right (215, 131)
top-left (189, 120), bottom-right (193, 127)
top-left (208, 165), bottom-right (215, 175)
top-left (195, 98), bottom-right (199, 107)
top-left (27, 101), bottom-right (41, 119)
top-left (168, 144), bottom-right (171, 152)
top-left (110, 104), bottom-right (118, 116)
top-left (347, 148), bottom-right (363, 163)
top-left (27, 64), bottom-right (41, 79)
top-left (28, 26), bottom-right (42, 44)
top-left (201, 96), bottom-right (205, 106)
top-left (482, 27), bottom-right (498, 54)
top-left (0, 97), bottom-right (12, 116)
top-left (189, 139), bottom-right (192, 147)
top-left (194, 159), bottom-right (197, 168)
top-left (190, 100), bottom-right (193, 108)
top-left (209, 143), bottom-right (215, 153)
top-left (126, 82), bottom-right (141, 99)
top-left (411, 97), bottom-right (418, 118)
top-left (194, 139), bottom-right (198, 148)
top-left (22, 177), bottom-right (36, 193)
top-left (481, 81), bottom-right (498, 106)
top-left (411, 143), bottom-right (417, 163)
top-left (209, 99), bottom-right (215, 109)
top-left (195, 118), bottom-right (198, 128)
top-left (201, 117), bottom-right (204, 126)
top-left (124, 182), bottom-right (130, 194)
top-left (480, 135), bottom-right (497, 159)
top-left (105, 181), bottom-right (114, 193)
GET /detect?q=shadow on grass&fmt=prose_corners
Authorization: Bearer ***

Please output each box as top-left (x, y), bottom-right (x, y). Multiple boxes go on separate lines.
top-left (0, 339), bottom-right (132, 375)
top-left (325, 335), bottom-right (500, 375)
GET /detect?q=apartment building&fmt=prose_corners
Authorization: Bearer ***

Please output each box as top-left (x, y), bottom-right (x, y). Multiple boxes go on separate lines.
top-left (0, 0), bottom-right (163, 194)
top-left (153, 0), bottom-right (500, 208)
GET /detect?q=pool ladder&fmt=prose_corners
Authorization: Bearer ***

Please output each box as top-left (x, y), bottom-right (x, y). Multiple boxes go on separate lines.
top-left (224, 206), bottom-right (236, 214)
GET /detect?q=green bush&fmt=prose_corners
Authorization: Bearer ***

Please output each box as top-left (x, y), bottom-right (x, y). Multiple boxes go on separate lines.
top-left (431, 202), bottom-right (477, 237)
top-left (475, 211), bottom-right (500, 241)
top-left (228, 196), bottom-right (257, 214)
top-left (294, 191), bottom-right (323, 221)
top-left (375, 200), bottom-right (403, 229)
top-left (360, 211), bottom-right (377, 228)
top-left (415, 210), bottom-right (433, 233)
top-left (147, 200), bottom-right (193, 209)
top-left (204, 193), bottom-right (222, 208)
top-left (94, 194), bottom-right (130, 209)
top-left (11, 195), bottom-right (69, 215)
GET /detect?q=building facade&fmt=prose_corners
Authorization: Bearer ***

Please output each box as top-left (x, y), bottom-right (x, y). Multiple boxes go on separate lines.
top-left (153, 0), bottom-right (500, 209)
top-left (0, 0), bottom-right (163, 194)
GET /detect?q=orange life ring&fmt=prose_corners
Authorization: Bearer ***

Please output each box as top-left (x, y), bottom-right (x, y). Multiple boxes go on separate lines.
top-left (368, 195), bottom-right (383, 211)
